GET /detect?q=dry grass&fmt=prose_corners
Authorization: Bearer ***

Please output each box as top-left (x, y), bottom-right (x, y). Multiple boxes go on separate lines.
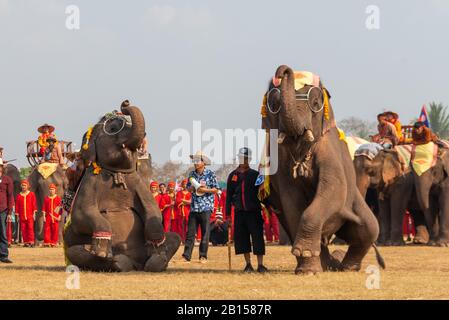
top-left (1, 244), bottom-right (448, 300)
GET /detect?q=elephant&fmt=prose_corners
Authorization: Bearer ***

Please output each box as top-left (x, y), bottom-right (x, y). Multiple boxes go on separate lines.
top-left (412, 147), bottom-right (449, 246)
top-left (137, 154), bottom-right (153, 186)
top-left (28, 163), bottom-right (68, 243)
top-left (63, 100), bottom-right (181, 272)
top-left (261, 65), bottom-right (384, 274)
top-left (353, 147), bottom-right (428, 246)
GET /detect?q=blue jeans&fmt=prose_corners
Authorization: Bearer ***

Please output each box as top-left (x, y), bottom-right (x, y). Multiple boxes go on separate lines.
top-left (0, 211), bottom-right (9, 258)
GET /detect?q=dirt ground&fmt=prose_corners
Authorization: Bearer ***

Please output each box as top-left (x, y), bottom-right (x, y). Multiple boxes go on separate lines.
top-left (0, 244), bottom-right (448, 300)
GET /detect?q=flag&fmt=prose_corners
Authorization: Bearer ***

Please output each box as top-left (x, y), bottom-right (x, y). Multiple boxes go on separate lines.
top-left (418, 105), bottom-right (430, 128)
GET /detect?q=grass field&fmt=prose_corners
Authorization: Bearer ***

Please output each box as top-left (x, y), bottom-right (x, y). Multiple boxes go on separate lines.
top-left (1, 244), bottom-right (448, 300)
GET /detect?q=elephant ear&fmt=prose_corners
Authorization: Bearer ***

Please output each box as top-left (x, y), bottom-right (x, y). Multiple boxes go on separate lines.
top-left (81, 124), bottom-right (100, 163)
top-left (381, 150), bottom-right (403, 187)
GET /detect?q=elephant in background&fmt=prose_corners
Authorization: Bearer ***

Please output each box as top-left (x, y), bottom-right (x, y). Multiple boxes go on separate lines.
top-left (262, 65), bottom-right (384, 274)
top-left (354, 148), bottom-right (428, 246)
top-left (413, 148), bottom-right (449, 246)
top-left (64, 100), bottom-right (180, 272)
top-left (28, 165), bottom-right (68, 243)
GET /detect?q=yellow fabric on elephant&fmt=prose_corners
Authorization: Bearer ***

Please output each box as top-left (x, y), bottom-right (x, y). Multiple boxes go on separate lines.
top-left (292, 71), bottom-right (320, 90)
top-left (411, 142), bottom-right (438, 176)
top-left (37, 162), bottom-right (59, 179)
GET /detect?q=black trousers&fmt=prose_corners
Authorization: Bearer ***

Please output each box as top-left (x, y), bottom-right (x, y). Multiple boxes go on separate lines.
top-left (234, 210), bottom-right (265, 255)
top-left (183, 211), bottom-right (211, 260)
top-left (0, 211), bottom-right (9, 258)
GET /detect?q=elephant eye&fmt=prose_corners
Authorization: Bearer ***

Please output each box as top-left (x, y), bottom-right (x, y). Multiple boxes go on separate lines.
top-left (266, 88), bottom-right (281, 114)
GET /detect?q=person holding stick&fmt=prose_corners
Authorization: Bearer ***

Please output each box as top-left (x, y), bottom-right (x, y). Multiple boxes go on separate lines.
top-left (226, 147), bottom-right (268, 273)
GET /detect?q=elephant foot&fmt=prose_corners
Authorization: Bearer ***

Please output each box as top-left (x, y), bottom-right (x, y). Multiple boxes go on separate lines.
top-left (145, 232), bottom-right (181, 272)
top-left (90, 235), bottom-right (113, 259)
top-left (427, 240), bottom-right (438, 247)
top-left (321, 249), bottom-right (345, 271)
top-left (413, 226), bottom-right (430, 245)
top-left (295, 256), bottom-right (322, 275)
top-left (435, 240), bottom-right (449, 247)
top-left (112, 254), bottom-right (138, 272)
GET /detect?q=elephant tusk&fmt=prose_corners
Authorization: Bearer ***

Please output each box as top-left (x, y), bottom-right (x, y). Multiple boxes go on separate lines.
top-left (277, 132), bottom-right (287, 144)
top-left (304, 130), bottom-right (315, 142)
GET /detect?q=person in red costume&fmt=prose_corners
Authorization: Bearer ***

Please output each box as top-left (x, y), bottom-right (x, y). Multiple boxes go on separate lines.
top-left (261, 204), bottom-right (280, 243)
top-left (160, 182), bottom-right (176, 232)
top-left (15, 180), bottom-right (37, 247)
top-left (174, 179), bottom-right (191, 242)
top-left (150, 181), bottom-right (162, 209)
top-left (43, 184), bottom-right (62, 247)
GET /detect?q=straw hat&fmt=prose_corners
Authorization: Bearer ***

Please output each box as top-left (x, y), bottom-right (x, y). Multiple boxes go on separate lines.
top-left (38, 124), bottom-right (55, 134)
top-left (189, 150), bottom-right (211, 165)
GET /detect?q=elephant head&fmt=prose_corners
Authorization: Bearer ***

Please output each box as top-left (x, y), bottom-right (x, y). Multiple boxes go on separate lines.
top-left (81, 100), bottom-right (146, 172)
top-left (354, 150), bottom-right (404, 198)
top-left (263, 65), bottom-right (335, 145)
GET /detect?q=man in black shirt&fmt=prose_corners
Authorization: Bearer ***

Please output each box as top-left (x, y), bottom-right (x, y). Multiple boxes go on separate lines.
top-left (226, 147), bottom-right (267, 273)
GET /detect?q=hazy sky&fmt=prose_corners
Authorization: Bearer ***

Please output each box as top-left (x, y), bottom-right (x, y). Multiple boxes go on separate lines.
top-left (1, 0), bottom-right (448, 167)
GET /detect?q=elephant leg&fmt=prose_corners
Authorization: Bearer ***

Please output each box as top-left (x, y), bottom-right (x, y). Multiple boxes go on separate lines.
top-left (377, 199), bottom-right (391, 246)
top-left (437, 186), bottom-right (449, 246)
top-left (67, 245), bottom-right (115, 272)
top-left (339, 197), bottom-right (379, 271)
top-left (425, 196), bottom-right (440, 245)
top-left (144, 232), bottom-right (181, 272)
top-left (389, 184), bottom-right (411, 246)
top-left (320, 244), bottom-right (343, 271)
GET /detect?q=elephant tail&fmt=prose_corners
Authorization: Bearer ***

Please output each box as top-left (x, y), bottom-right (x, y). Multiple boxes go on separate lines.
top-left (372, 244), bottom-right (386, 269)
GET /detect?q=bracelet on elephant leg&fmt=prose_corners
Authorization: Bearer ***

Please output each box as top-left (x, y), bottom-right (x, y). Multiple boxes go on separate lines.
top-left (92, 231), bottom-right (112, 240)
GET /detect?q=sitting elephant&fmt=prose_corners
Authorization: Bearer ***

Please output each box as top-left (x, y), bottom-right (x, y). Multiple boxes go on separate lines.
top-left (261, 65), bottom-right (384, 274)
top-left (353, 146), bottom-right (428, 246)
top-left (64, 100), bottom-right (181, 272)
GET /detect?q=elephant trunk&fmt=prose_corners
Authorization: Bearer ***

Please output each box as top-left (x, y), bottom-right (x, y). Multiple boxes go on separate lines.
top-left (414, 173), bottom-right (432, 211)
top-left (276, 65), bottom-right (309, 138)
top-left (121, 100), bottom-right (146, 150)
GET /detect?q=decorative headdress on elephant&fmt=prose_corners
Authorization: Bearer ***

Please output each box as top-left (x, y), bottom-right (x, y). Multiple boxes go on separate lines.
top-left (80, 100), bottom-right (146, 174)
top-left (261, 65), bottom-right (335, 144)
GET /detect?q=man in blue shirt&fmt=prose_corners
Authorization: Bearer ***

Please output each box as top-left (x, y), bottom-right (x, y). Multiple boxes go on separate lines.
top-left (182, 151), bottom-right (219, 263)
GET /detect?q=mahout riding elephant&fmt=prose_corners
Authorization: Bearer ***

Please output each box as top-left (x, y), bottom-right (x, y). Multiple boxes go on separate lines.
top-left (262, 65), bottom-right (384, 274)
top-left (28, 164), bottom-right (68, 243)
top-left (64, 100), bottom-right (181, 272)
top-left (412, 146), bottom-right (449, 246)
top-left (354, 147), bottom-right (428, 245)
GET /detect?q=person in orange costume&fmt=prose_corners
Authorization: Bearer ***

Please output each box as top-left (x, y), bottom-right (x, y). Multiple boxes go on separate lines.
top-left (150, 181), bottom-right (162, 209)
top-left (160, 182), bottom-right (176, 232)
top-left (15, 180), bottom-right (37, 247)
top-left (37, 124), bottom-right (56, 156)
top-left (174, 179), bottom-right (191, 242)
top-left (43, 184), bottom-right (62, 247)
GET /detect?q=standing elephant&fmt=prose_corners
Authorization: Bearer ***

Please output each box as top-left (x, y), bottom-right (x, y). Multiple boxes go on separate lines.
top-left (64, 100), bottom-right (180, 272)
top-left (353, 146), bottom-right (428, 245)
top-left (412, 147), bottom-right (449, 246)
top-left (262, 65), bottom-right (384, 274)
top-left (28, 164), bottom-right (68, 243)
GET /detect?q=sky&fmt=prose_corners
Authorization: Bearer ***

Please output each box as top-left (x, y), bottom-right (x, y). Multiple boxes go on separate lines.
top-left (1, 0), bottom-right (449, 168)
